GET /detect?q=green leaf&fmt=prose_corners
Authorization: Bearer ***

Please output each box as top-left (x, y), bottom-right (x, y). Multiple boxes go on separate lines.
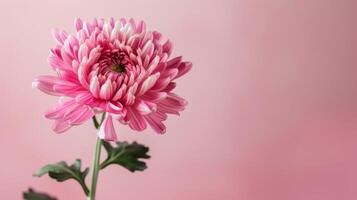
top-left (101, 141), bottom-right (150, 172)
top-left (33, 159), bottom-right (89, 195)
top-left (23, 188), bottom-right (57, 200)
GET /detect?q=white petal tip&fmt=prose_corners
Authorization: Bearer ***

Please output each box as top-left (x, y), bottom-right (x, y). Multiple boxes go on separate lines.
top-left (31, 81), bottom-right (38, 89)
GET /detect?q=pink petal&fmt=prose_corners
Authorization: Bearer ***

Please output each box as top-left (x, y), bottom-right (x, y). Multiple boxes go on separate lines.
top-left (141, 91), bottom-right (167, 102)
top-left (135, 100), bottom-right (157, 115)
top-left (163, 40), bottom-right (173, 56)
top-left (146, 56), bottom-right (160, 74)
top-left (107, 101), bottom-right (124, 114)
top-left (53, 84), bottom-right (85, 95)
top-left (174, 62), bottom-right (192, 80)
top-left (61, 41), bottom-right (74, 64)
top-left (157, 93), bottom-right (187, 115)
top-left (45, 99), bottom-right (77, 119)
top-left (161, 68), bottom-right (178, 79)
top-left (141, 41), bottom-right (154, 58)
top-left (136, 20), bottom-right (146, 33)
top-left (77, 58), bottom-right (90, 89)
top-left (137, 72), bottom-right (160, 96)
top-left (32, 81), bottom-right (59, 96)
top-left (162, 82), bottom-right (176, 92)
top-left (74, 18), bottom-right (83, 32)
top-left (151, 77), bottom-right (171, 91)
top-left (129, 18), bottom-right (137, 32)
top-left (154, 110), bottom-right (168, 121)
top-left (126, 107), bottom-right (147, 131)
top-left (144, 114), bottom-right (166, 134)
top-left (52, 120), bottom-right (71, 133)
top-left (112, 84), bottom-right (127, 101)
top-left (75, 92), bottom-right (94, 104)
top-left (33, 74), bottom-right (84, 97)
top-left (89, 76), bottom-right (100, 98)
top-left (70, 107), bottom-right (94, 125)
top-left (48, 56), bottom-right (72, 71)
top-left (99, 80), bottom-right (113, 100)
top-left (106, 101), bottom-right (126, 119)
top-left (123, 91), bottom-right (135, 105)
top-left (110, 24), bottom-right (120, 42)
top-left (78, 43), bottom-right (88, 62)
top-left (52, 28), bottom-right (68, 45)
top-left (98, 114), bottom-right (117, 141)
top-left (166, 56), bottom-right (182, 69)
top-left (152, 62), bottom-right (167, 74)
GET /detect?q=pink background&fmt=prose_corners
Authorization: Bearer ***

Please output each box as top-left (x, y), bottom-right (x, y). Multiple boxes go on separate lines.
top-left (1, 0), bottom-right (357, 199)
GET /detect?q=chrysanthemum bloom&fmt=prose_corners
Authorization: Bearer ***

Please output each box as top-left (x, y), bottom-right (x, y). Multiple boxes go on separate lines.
top-left (33, 18), bottom-right (192, 141)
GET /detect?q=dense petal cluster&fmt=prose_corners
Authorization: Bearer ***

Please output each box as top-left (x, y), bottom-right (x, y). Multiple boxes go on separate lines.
top-left (33, 18), bottom-right (191, 141)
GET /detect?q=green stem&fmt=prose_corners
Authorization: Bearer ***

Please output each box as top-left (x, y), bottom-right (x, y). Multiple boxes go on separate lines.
top-left (88, 137), bottom-right (103, 200)
top-left (88, 113), bottom-right (106, 200)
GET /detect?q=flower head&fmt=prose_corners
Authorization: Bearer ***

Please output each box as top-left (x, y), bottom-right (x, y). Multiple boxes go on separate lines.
top-left (33, 18), bottom-right (192, 141)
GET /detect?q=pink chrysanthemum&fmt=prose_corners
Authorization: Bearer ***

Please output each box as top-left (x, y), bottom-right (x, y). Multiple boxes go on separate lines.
top-left (33, 18), bottom-right (192, 141)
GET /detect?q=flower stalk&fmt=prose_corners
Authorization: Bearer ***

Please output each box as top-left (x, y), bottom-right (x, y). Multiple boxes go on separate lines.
top-left (88, 137), bottom-right (103, 200)
top-left (88, 114), bottom-right (106, 200)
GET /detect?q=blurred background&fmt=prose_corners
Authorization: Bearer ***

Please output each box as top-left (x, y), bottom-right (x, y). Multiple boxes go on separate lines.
top-left (1, 0), bottom-right (357, 199)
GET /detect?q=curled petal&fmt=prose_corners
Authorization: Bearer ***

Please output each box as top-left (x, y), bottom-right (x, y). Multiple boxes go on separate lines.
top-left (89, 76), bottom-right (100, 98)
top-left (77, 57), bottom-right (91, 89)
top-left (107, 101), bottom-right (126, 119)
top-left (112, 84), bottom-right (127, 101)
top-left (78, 43), bottom-right (88, 62)
top-left (98, 114), bottom-right (117, 141)
top-left (135, 100), bottom-right (157, 115)
top-left (99, 80), bottom-right (113, 100)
